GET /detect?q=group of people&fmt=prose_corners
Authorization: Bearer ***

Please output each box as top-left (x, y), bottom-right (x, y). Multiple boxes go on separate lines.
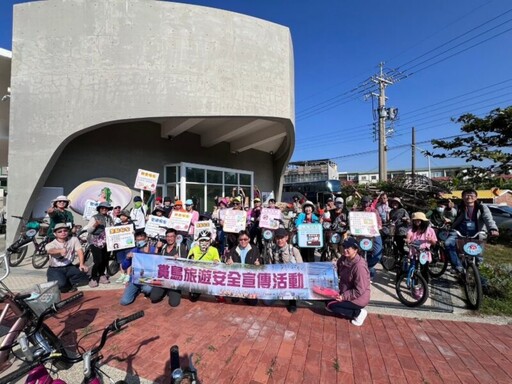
top-left (42, 187), bottom-right (499, 327)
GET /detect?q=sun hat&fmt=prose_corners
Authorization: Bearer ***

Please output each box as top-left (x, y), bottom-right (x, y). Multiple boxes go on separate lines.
top-left (119, 210), bottom-right (131, 218)
top-left (342, 237), bottom-right (359, 249)
top-left (185, 199), bottom-right (194, 206)
top-left (302, 200), bottom-right (315, 210)
top-left (51, 195), bottom-right (70, 203)
top-left (254, 198), bottom-right (261, 203)
top-left (411, 212), bottom-right (429, 222)
top-left (233, 197), bottom-right (241, 203)
top-left (389, 197), bottom-right (403, 207)
top-left (96, 202), bottom-right (113, 211)
top-left (152, 206), bottom-right (166, 215)
top-left (335, 197), bottom-right (344, 204)
top-left (54, 223), bottom-right (70, 232)
top-left (156, 197), bottom-right (163, 203)
top-left (174, 200), bottom-right (183, 206)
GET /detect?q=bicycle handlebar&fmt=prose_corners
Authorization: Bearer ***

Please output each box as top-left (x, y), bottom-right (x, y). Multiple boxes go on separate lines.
top-left (453, 230), bottom-right (487, 239)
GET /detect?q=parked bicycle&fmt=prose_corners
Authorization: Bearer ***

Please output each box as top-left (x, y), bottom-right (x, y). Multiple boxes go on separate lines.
top-left (170, 344), bottom-right (199, 384)
top-left (380, 223), bottom-right (401, 271)
top-left (6, 216), bottom-right (50, 269)
top-left (320, 221), bottom-right (345, 262)
top-left (452, 229), bottom-right (486, 310)
top-left (395, 241), bottom-right (429, 307)
top-left (428, 224), bottom-right (450, 278)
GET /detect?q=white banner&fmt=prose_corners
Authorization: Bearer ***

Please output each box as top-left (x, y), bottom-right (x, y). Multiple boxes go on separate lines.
top-left (145, 215), bottom-right (171, 238)
top-left (223, 209), bottom-right (247, 233)
top-left (349, 211), bottom-right (380, 237)
top-left (297, 223), bottom-right (324, 248)
top-left (169, 211), bottom-right (193, 232)
top-left (106, 224), bottom-right (135, 251)
top-left (83, 199), bottom-right (99, 220)
top-left (259, 208), bottom-right (282, 229)
top-left (134, 169), bottom-right (159, 192)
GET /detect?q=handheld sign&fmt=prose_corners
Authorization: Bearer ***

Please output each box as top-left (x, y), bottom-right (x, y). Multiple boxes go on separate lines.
top-left (145, 215), bottom-right (171, 238)
top-left (297, 223), bottom-right (323, 248)
top-left (349, 211), bottom-right (380, 237)
top-left (194, 220), bottom-right (213, 240)
top-left (169, 211), bottom-right (193, 232)
top-left (106, 224), bottom-right (135, 251)
top-left (223, 209), bottom-right (247, 233)
top-left (83, 199), bottom-right (99, 220)
top-left (259, 208), bottom-right (282, 230)
top-left (134, 169), bottom-right (159, 192)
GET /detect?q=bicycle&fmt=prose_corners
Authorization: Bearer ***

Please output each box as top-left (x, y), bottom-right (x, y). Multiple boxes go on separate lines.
top-left (380, 223), bottom-right (401, 271)
top-left (0, 289), bottom-right (144, 384)
top-left (395, 241), bottom-right (429, 307)
top-left (6, 216), bottom-right (50, 269)
top-left (452, 229), bottom-right (486, 310)
top-left (170, 344), bottom-right (199, 384)
top-left (428, 224), bottom-right (450, 278)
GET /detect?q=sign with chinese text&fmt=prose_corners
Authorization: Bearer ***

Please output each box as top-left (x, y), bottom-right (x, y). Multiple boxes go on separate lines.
top-left (297, 223), bottom-right (324, 248)
top-left (106, 224), bottom-right (135, 251)
top-left (145, 215), bottom-right (171, 238)
top-left (169, 211), bottom-right (193, 232)
top-left (132, 254), bottom-right (338, 300)
top-left (83, 199), bottom-right (99, 220)
top-left (194, 220), bottom-right (213, 240)
top-left (223, 209), bottom-right (247, 233)
top-left (134, 169), bottom-right (159, 192)
top-left (259, 208), bottom-right (282, 230)
top-left (349, 211), bottom-right (380, 237)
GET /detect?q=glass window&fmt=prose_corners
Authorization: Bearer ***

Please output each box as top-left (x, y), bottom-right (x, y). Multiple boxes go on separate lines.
top-left (224, 171), bottom-right (237, 185)
top-left (167, 184), bottom-right (178, 199)
top-left (166, 166), bottom-right (177, 183)
top-left (207, 186), bottom-right (223, 211)
top-left (207, 170), bottom-right (222, 184)
top-left (240, 173), bottom-right (251, 186)
top-left (186, 184), bottom-right (205, 213)
top-left (186, 167), bottom-right (205, 183)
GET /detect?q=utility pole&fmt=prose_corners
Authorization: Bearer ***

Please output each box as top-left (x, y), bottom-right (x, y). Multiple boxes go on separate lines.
top-left (411, 126), bottom-right (416, 179)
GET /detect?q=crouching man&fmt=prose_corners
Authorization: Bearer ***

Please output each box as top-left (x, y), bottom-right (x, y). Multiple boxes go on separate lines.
top-left (45, 223), bottom-right (89, 292)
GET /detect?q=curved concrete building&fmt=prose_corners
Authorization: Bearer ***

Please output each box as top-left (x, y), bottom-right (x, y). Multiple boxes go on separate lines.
top-left (6, 0), bottom-right (295, 241)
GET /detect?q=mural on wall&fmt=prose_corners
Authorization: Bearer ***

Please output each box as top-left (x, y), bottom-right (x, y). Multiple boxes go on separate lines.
top-left (67, 178), bottom-right (133, 215)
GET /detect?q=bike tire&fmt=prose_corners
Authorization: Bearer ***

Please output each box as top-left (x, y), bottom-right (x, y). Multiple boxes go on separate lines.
top-left (464, 262), bottom-right (483, 310)
top-left (395, 270), bottom-right (429, 307)
top-left (428, 246), bottom-right (448, 278)
top-left (7, 247), bottom-right (28, 267)
top-left (381, 244), bottom-right (397, 271)
top-left (31, 251), bottom-right (49, 269)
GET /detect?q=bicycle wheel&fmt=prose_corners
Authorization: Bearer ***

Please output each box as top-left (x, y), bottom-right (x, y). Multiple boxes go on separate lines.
top-left (464, 263), bottom-right (483, 310)
top-left (381, 243), bottom-right (397, 271)
top-left (7, 246), bottom-right (28, 267)
top-left (395, 270), bottom-right (429, 307)
top-left (429, 246), bottom-right (448, 278)
top-left (31, 249), bottom-right (49, 269)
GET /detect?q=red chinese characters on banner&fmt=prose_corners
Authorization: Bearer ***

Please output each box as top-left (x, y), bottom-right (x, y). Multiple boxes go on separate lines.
top-left (156, 264), bottom-right (305, 290)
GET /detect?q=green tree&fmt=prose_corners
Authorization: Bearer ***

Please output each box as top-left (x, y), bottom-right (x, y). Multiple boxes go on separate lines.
top-left (431, 106), bottom-right (512, 181)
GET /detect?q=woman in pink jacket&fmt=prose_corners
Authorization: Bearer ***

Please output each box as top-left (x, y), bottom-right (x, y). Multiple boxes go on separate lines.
top-left (326, 237), bottom-right (371, 326)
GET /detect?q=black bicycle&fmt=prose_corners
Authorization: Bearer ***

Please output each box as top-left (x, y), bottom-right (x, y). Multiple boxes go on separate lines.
top-left (6, 216), bottom-right (50, 269)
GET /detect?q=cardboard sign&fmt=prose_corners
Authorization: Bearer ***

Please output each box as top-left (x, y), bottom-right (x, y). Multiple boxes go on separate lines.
top-left (145, 215), bottom-right (171, 238)
top-left (83, 199), bottom-right (99, 220)
top-left (297, 223), bottom-right (324, 248)
top-left (349, 211), bottom-right (380, 237)
top-left (134, 169), bottom-right (159, 192)
top-left (223, 209), bottom-right (247, 233)
top-left (169, 211), bottom-right (193, 232)
top-left (194, 220), bottom-right (213, 240)
top-left (259, 208), bottom-right (282, 230)
top-left (106, 224), bottom-right (135, 251)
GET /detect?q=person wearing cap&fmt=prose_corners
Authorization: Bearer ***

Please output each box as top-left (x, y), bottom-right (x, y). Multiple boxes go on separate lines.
top-left (426, 199), bottom-right (452, 227)
top-left (116, 210), bottom-right (134, 227)
top-left (45, 223), bottom-right (89, 293)
top-left (171, 200), bottom-right (187, 213)
top-left (407, 212), bottom-right (437, 285)
top-left (388, 197), bottom-right (410, 252)
top-left (295, 200), bottom-right (320, 262)
top-left (249, 198), bottom-right (263, 253)
top-left (326, 237), bottom-right (371, 326)
top-left (130, 196), bottom-right (147, 230)
top-left (47, 195), bottom-right (74, 240)
top-left (185, 199), bottom-right (200, 240)
top-left (151, 206), bottom-right (166, 217)
top-left (86, 201), bottom-right (114, 287)
top-left (187, 230), bottom-right (220, 302)
top-left (162, 196), bottom-right (173, 217)
top-left (326, 197), bottom-right (348, 227)
top-left (263, 227), bottom-right (303, 313)
top-left (445, 188), bottom-right (498, 274)
top-left (354, 196), bottom-right (383, 279)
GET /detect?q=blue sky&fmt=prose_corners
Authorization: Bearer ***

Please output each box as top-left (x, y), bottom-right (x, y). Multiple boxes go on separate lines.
top-left (2, 0), bottom-right (511, 173)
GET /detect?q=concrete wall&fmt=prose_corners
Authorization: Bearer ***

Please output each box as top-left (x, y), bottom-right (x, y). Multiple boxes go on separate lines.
top-left (45, 120), bottom-right (276, 193)
top-left (0, 50), bottom-right (10, 168)
top-left (7, 0), bottom-right (295, 242)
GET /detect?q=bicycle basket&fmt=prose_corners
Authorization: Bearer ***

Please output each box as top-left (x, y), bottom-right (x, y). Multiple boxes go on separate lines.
top-left (25, 281), bottom-right (61, 316)
top-left (26, 221), bottom-right (41, 231)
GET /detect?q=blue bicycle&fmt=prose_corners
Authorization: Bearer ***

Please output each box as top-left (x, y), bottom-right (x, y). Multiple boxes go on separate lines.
top-left (395, 241), bottom-right (429, 307)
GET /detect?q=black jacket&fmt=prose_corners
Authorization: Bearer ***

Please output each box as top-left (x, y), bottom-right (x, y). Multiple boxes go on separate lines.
top-left (228, 243), bottom-right (262, 265)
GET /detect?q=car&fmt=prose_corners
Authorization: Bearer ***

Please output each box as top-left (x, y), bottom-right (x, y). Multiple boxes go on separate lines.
top-left (484, 204), bottom-right (512, 229)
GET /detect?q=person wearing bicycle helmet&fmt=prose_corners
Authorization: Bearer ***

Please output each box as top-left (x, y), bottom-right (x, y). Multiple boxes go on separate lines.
top-left (47, 195), bottom-right (74, 240)
top-left (295, 200), bottom-right (320, 262)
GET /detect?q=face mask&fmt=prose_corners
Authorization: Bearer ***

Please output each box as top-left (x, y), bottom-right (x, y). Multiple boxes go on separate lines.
top-left (134, 202), bottom-right (142, 209)
top-left (336, 203), bottom-right (343, 207)
top-left (136, 240), bottom-right (147, 248)
top-left (437, 207), bottom-right (445, 213)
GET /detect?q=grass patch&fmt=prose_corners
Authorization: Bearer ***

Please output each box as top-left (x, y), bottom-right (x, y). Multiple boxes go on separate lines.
top-left (480, 243), bottom-right (512, 316)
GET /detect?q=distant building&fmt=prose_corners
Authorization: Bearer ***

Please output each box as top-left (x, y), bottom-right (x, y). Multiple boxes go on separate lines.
top-left (284, 159), bottom-right (338, 184)
top-left (340, 166), bottom-right (467, 185)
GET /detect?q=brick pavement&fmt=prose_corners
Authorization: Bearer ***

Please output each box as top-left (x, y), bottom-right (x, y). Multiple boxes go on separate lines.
top-left (37, 291), bottom-right (512, 384)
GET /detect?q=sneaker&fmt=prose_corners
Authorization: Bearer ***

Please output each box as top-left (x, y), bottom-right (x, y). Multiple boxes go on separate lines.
top-left (351, 309), bottom-right (368, 326)
top-left (88, 280), bottom-right (99, 288)
top-left (122, 274), bottom-right (131, 284)
top-left (286, 304), bottom-right (297, 314)
top-left (99, 275), bottom-right (110, 284)
top-left (115, 274), bottom-right (127, 284)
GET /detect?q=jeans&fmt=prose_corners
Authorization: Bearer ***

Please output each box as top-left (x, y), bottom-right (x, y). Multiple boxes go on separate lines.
top-left (445, 231), bottom-right (461, 269)
top-left (326, 300), bottom-right (363, 320)
top-left (47, 265), bottom-right (89, 292)
top-left (367, 235), bottom-right (383, 269)
top-left (149, 287), bottom-right (182, 307)
top-left (120, 282), bottom-right (152, 306)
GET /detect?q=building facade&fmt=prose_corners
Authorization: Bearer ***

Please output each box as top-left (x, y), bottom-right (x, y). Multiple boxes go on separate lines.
top-left (4, 0), bottom-right (295, 241)
top-left (284, 159), bottom-right (338, 184)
